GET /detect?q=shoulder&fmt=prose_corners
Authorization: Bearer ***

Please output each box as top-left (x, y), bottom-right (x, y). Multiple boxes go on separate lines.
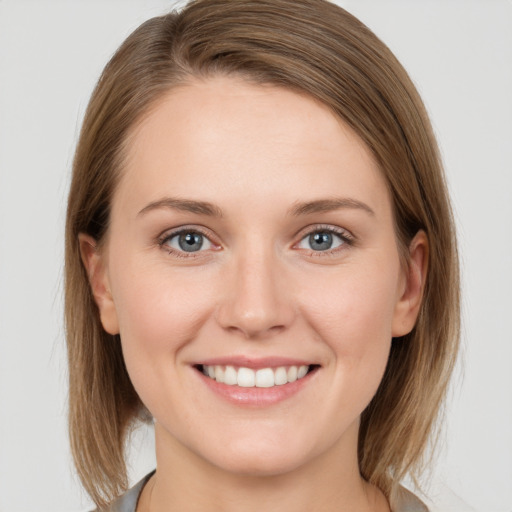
top-left (91, 471), bottom-right (155, 512)
top-left (390, 485), bottom-right (429, 512)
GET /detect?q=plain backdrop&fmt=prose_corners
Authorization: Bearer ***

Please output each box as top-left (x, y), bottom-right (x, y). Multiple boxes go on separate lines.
top-left (0, 1), bottom-right (511, 511)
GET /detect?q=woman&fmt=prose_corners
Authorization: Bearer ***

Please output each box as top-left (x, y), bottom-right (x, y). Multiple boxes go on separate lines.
top-left (65, 0), bottom-right (460, 510)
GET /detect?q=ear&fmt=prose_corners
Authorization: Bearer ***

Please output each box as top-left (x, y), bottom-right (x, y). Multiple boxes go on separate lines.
top-left (392, 230), bottom-right (428, 337)
top-left (78, 233), bottom-right (120, 335)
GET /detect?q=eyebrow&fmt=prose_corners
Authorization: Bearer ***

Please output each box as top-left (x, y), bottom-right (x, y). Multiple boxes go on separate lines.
top-left (138, 197), bottom-right (223, 217)
top-left (137, 196), bottom-right (374, 218)
top-left (289, 197), bottom-right (375, 217)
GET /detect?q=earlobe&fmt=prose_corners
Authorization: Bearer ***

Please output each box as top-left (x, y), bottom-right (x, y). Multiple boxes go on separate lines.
top-left (392, 230), bottom-right (428, 337)
top-left (78, 233), bottom-right (120, 335)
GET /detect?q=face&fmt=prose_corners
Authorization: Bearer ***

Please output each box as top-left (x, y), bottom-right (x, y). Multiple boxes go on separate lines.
top-left (82, 76), bottom-right (425, 477)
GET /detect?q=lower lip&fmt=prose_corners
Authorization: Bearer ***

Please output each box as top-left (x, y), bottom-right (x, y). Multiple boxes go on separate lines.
top-left (195, 368), bottom-right (317, 406)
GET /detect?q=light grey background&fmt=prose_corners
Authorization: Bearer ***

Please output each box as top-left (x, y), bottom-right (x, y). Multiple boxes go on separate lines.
top-left (0, 1), bottom-right (510, 511)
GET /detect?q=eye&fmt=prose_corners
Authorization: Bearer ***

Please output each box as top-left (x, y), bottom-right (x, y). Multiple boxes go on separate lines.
top-left (296, 229), bottom-right (348, 252)
top-left (162, 230), bottom-right (214, 253)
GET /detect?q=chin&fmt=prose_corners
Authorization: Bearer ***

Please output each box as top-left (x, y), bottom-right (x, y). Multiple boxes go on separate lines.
top-left (210, 451), bottom-right (306, 478)
top-left (196, 432), bottom-right (318, 478)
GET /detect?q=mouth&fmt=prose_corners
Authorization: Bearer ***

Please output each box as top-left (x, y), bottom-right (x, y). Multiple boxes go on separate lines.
top-left (194, 364), bottom-right (320, 388)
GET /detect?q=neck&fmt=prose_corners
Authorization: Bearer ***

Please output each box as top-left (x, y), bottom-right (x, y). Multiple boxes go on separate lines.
top-left (138, 422), bottom-right (389, 512)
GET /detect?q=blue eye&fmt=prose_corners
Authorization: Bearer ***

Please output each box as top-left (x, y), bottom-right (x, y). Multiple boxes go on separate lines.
top-left (297, 230), bottom-right (346, 252)
top-left (164, 231), bottom-right (213, 253)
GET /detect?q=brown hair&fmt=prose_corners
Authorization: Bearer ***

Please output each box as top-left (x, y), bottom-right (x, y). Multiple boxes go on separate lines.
top-left (65, 0), bottom-right (460, 506)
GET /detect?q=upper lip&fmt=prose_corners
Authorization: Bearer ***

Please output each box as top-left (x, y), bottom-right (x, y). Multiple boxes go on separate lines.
top-left (194, 356), bottom-right (317, 369)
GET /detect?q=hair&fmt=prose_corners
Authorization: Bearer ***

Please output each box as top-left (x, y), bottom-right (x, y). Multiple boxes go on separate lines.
top-left (65, 0), bottom-right (460, 507)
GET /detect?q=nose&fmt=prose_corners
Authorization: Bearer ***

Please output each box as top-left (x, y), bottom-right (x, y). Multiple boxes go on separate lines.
top-left (215, 245), bottom-right (295, 339)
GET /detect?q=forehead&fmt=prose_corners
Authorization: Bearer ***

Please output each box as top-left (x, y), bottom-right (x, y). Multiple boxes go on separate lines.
top-left (116, 76), bottom-right (390, 218)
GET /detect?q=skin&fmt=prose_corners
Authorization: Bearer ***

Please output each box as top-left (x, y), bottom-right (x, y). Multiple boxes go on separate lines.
top-left (80, 76), bottom-right (427, 512)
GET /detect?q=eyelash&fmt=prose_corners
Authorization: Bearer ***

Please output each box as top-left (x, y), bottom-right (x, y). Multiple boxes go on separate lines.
top-left (158, 226), bottom-right (217, 258)
top-left (294, 224), bottom-right (355, 257)
top-left (157, 224), bottom-right (355, 258)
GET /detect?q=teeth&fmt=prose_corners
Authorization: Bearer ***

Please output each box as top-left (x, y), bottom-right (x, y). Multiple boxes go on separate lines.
top-left (214, 366), bottom-right (224, 382)
top-left (274, 367), bottom-right (288, 386)
top-left (224, 365), bottom-right (237, 385)
top-left (297, 365), bottom-right (308, 379)
top-left (202, 364), bottom-right (311, 387)
top-left (237, 367), bottom-right (255, 387)
top-left (287, 366), bottom-right (298, 382)
top-left (255, 368), bottom-right (274, 388)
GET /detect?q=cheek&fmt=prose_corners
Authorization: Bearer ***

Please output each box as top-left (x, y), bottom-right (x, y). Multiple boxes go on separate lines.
top-left (109, 258), bottom-right (216, 386)
top-left (301, 265), bottom-right (399, 343)
top-left (298, 265), bottom-right (399, 403)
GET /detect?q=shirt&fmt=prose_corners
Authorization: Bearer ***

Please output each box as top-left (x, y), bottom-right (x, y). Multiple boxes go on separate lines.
top-left (102, 471), bottom-right (429, 512)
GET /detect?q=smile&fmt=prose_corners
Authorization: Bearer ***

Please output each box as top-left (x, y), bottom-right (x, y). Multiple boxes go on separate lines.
top-left (200, 364), bottom-right (311, 388)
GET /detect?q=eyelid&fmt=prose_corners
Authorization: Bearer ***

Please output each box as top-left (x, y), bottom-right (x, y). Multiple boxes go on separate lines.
top-left (295, 224), bottom-right (354, 242)
top-left (157, 225), bottom-right (221, 255)
top-left (293, 224), bottom-right (355, 254)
